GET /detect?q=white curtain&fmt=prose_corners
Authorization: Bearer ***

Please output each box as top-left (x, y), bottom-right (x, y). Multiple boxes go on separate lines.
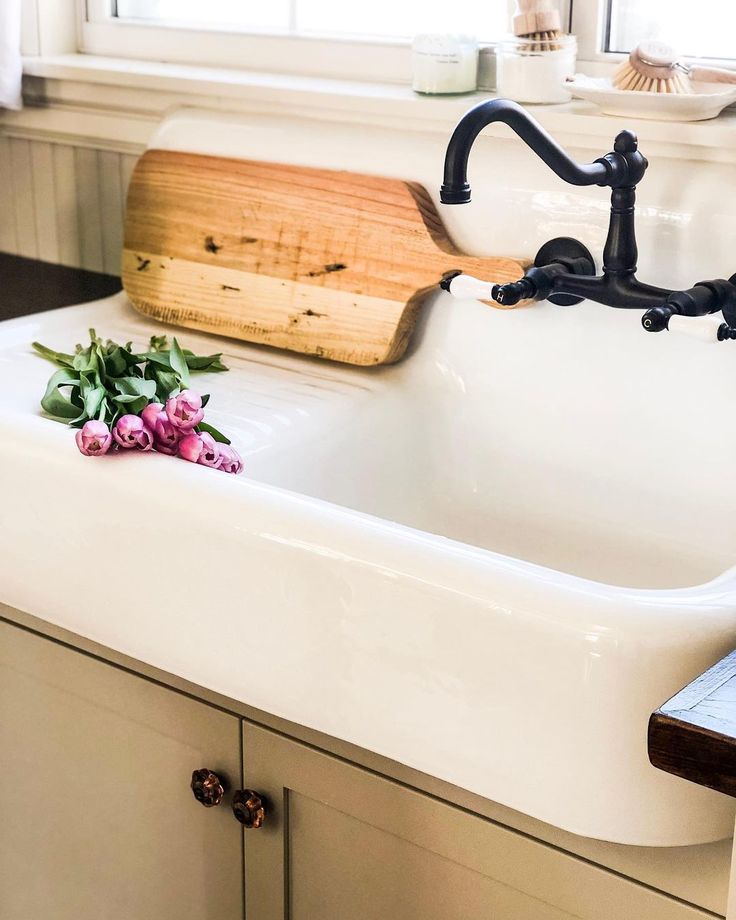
top-left (0, 0), bottom-right (22, 110)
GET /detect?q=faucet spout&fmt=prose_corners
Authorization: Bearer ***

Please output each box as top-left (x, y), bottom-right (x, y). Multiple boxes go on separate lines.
top-left (440, 99), bottom-right (612, 204)
top-left (438, 98), bottom-right (736, 337)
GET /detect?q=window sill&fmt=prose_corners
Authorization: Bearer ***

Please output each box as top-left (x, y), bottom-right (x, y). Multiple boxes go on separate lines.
top-left (7, 53), bottom-right (736, 163)
top-left (21, 52), bottom-right (498, 127)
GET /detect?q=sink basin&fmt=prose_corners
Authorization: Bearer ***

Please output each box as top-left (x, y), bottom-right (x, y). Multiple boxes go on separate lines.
top-left (1, 291), bottom-right (735, 847)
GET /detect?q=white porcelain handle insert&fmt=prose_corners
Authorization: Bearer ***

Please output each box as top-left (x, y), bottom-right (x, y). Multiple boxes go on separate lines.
top-left (443, 274), bottom-right (498, 301)
top-left (667, 314), bottom-right (724, 343)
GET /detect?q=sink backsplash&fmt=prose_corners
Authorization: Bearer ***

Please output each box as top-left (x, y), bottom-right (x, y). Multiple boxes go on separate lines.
top-left (152, 109), bottom-right (733, 293)
top-left (2, 106), bottom-right (729, 294)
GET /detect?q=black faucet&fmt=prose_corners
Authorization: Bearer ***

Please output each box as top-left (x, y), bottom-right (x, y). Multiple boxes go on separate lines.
top-left (439, 98), bottom-right (736, 337)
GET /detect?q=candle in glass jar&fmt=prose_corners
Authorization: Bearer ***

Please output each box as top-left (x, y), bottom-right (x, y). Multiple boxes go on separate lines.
top-left (412, 34), bottom-right (479, 95)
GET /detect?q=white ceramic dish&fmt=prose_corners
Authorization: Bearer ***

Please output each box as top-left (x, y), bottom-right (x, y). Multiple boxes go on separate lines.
top-left (567, 74), bottom-right (736, 121)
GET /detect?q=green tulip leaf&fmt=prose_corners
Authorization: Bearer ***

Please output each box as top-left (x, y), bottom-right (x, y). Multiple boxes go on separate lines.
top-left (197, 421), bottom-right (231, 445)
top-left (36, 331), bottom-right (231, 435)
top-left (32, 342), bottom-right (75, 367)
top-left (153, 369), bottom-right (179, 402)
top-left (40, 369), bottom-right (82, 419)
top-left (113, 377), bottom-right (157, 399)
top-left (112, 394), bottom-right (149, 415)
top-left (104, 346), bottom-right (132, 377)
top-left (184, 354), bottom-right (228, 372)
top-left (83, 385), bottom-right (106, 419)
top-left (98, 396), bottom-right (110, 423)
top-left (169, 337), bottom-right (190, 387)
top-left (141, 352), bottom-right (173, 369)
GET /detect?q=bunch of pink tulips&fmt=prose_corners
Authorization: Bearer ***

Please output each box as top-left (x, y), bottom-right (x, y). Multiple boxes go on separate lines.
top-left (75, 389), bottom-right (243, 474)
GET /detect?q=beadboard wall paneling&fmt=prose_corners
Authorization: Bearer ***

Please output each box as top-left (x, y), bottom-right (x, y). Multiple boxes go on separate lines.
top-left (0, 138), bottom-right (138, 275)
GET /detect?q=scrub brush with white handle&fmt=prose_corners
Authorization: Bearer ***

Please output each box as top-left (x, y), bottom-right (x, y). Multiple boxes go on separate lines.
top-left (512, 0), bottom-right (563, 51)
top-left (614, 40), bottom-right (736, 94)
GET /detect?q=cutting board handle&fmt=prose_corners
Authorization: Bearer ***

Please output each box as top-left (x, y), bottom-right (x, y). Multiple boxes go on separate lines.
top-left (123, 151), bottom-right (528, 366)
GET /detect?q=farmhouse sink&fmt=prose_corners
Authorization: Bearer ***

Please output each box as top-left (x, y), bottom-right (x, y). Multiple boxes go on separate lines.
top-left (1, 291), bottom-right (735, 847)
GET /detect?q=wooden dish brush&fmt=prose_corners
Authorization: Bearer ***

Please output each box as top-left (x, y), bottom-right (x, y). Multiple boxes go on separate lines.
top-left (614, 41), bottom-right (736, 94)
top-left (511, 0), bottom-right (563, 51)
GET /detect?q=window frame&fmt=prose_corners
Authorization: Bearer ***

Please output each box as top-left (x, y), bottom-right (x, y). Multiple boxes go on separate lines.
top-left (78, 0), bottom-right (586, 83)
top-left (569, 0), bottom-right (621, 64)
top-left (27, 0), bottom-right (736, 84)
top-left (572, 0), bottom-right (736, 68)
top-left (82, 0), bottom-right (421, 82)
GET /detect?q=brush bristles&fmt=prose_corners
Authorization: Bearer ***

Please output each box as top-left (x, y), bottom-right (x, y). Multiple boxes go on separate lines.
top-left (613, 59), bottom-right (693, 93)
top-left (517, 29), bottom-right (563, 51)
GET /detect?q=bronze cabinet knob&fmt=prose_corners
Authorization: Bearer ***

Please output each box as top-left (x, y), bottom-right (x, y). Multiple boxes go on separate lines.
top-left (232, 789), bottom-right (266, 828)
top-left (191, 768), bottom-right (225, 807)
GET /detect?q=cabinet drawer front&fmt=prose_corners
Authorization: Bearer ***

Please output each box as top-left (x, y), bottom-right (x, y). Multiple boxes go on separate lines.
top-left (243, 723), bottom-right (715, 920)
top-left (0, 621), bottom-right (243, 920)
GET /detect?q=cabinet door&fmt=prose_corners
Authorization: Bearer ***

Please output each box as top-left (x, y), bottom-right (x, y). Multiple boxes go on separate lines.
top-left (242, 723), bottom-right (712, 920)
top-left (0, 621), bottom-right (243, 920)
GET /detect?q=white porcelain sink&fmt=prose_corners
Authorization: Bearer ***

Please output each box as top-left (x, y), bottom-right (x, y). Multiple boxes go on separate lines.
top-left (1, 290), bottom-right (735, 847)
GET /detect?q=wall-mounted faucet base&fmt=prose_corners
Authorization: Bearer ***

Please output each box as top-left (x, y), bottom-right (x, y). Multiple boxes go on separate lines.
top-left (490, 237), bottom-right (596, 307)
top-left (534, 238), bottom-right (597, 306)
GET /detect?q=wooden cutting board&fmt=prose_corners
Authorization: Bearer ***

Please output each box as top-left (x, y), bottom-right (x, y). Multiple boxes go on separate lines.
top-left (123, 150), bottom-right (527, 366)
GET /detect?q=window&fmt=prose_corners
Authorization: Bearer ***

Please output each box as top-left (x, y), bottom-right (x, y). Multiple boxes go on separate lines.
top-left (82, 0), bottom-right (536, 82)
top-left (605, 0), bottom-right (736, 60)
top-left (114, 1), bottom-right (508, 42)
top-left (80, 0), bottom-right (736, 83)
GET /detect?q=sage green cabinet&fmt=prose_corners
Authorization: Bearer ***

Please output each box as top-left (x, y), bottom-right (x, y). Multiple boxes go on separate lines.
top-left (0, 617), bottom-right (720, 920)
top-left (0, 621), bottom-right (243, 920)
top-left (241, 723), bottom-right (715, 920)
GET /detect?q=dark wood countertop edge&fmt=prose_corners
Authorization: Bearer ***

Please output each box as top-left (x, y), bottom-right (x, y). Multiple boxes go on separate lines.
top-left (649, 649), bottom-right (736, 798)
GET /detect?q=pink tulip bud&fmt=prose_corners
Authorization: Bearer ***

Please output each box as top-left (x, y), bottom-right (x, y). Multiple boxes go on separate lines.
top-left (177, 431), bottom-right (221, 468)
top-left (75, 420), bottom-right (112, 456)
top-left (197, 432), bottom-right (221, 468)
top-left (153, 413), bottom-right (181, 455)
top-left (217, 444), bottom-right (243, 474)
top-left (141, 402), bottom-right (180, 455)
top-left (113, 414), bottom-right (153, 451)
top-left (178, 432), bottom-right (204, 463)
top-left (141, 402), bottom-right (164, 431)
top-left (165, 389), bottom-right (205, 431)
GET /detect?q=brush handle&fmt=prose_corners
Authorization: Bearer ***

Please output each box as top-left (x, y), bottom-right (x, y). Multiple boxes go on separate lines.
top-left (689, 65), bottom-right (736, 85)
top-left (512, 0), bottom-right (561, 36)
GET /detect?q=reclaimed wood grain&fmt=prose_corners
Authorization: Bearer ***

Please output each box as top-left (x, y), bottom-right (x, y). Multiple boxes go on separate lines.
top-left (123, 150), bottom-right (527, 366)
top-left (649, 650), bottom-right (736, 798)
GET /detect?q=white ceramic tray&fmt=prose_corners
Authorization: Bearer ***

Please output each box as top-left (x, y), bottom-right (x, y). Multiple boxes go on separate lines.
top-left (567, 74), bottom-right (736, 121)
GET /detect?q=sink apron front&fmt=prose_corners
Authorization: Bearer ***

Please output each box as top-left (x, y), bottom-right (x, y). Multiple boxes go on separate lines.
top-left (0, 294), bottom-right (734, 847)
